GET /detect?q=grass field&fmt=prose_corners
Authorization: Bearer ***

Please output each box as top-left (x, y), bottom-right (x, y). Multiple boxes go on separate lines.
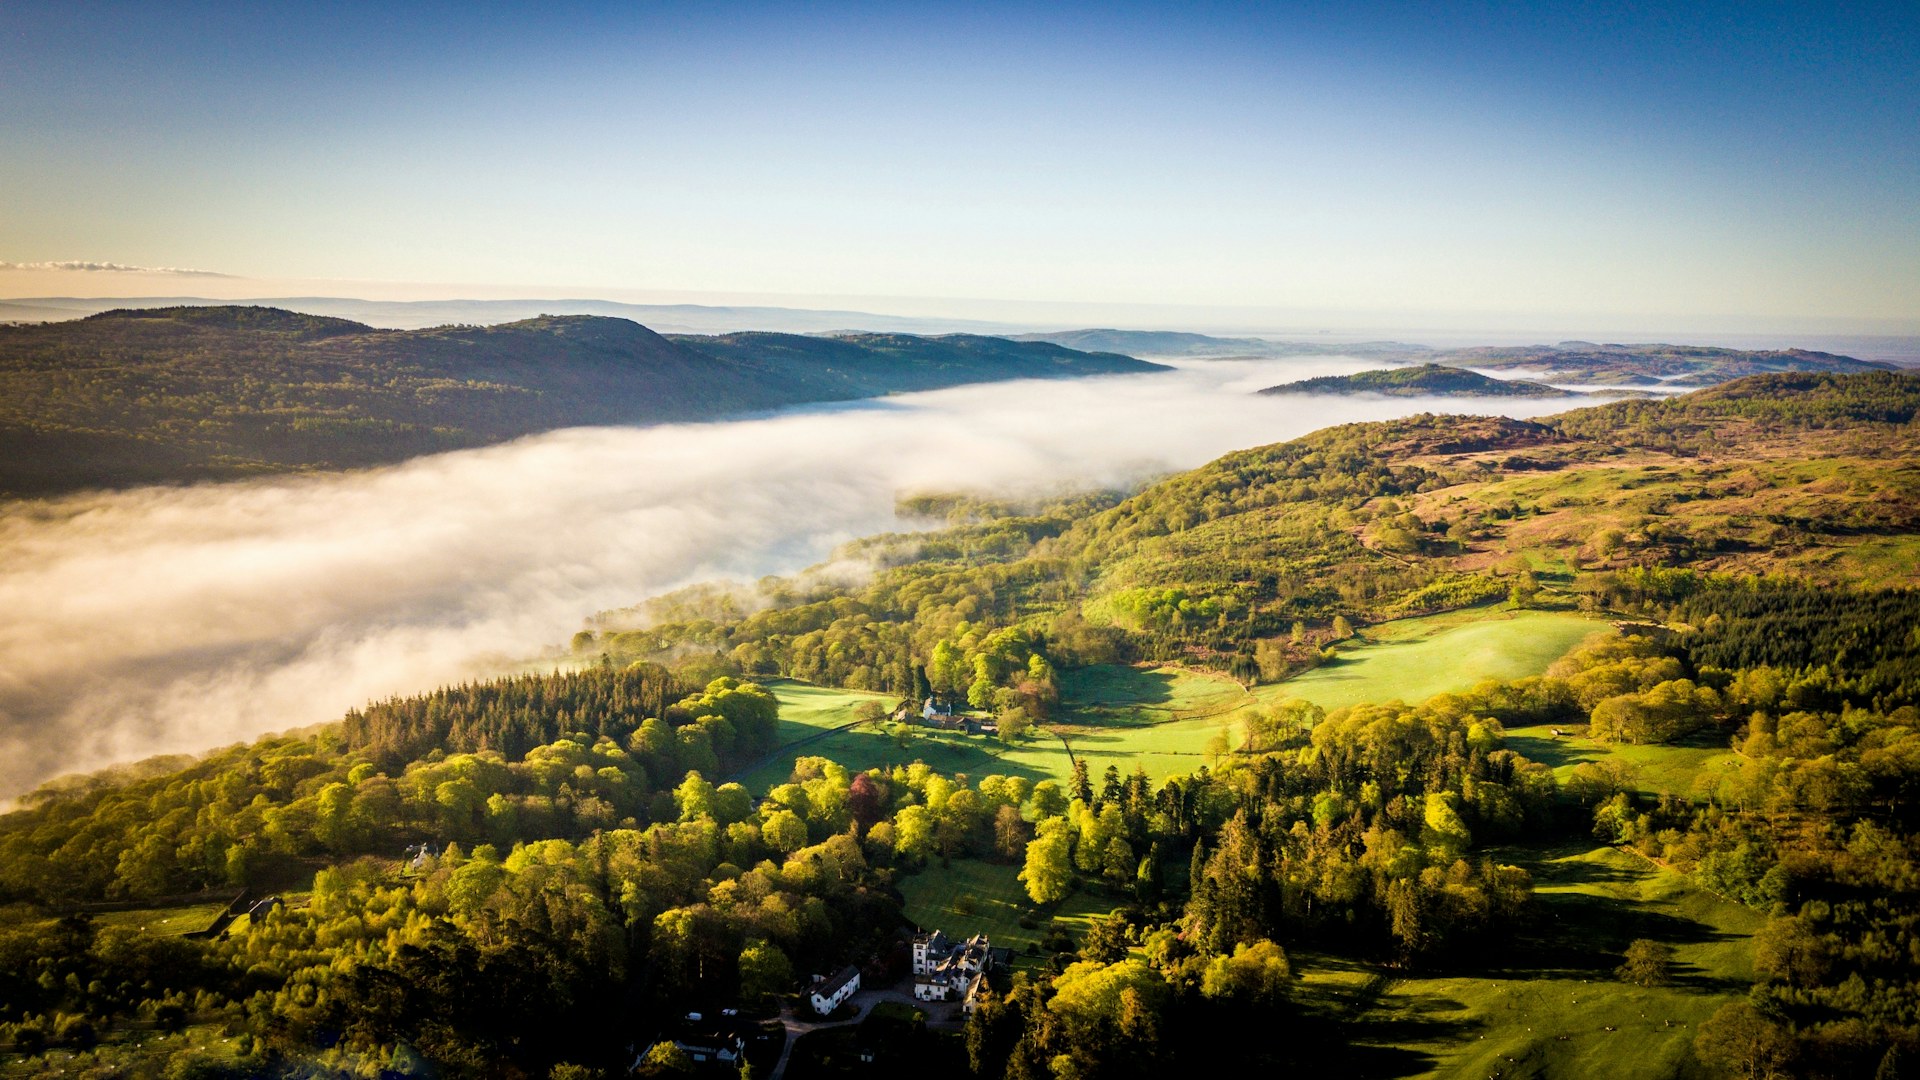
top-left (89, 901), bottom-right (229, 935)
top-left (896, 858), bottom-right (1122, 958)
top-left (1311, 842), bottom-right (1763, 1079)
top-left (1261, 609), bottom-right (1609, 714)
top-left (736, 680), bottom-right (901, 789)
top-left (749, 671), bottom-right (1244, 792)
top-left (746, 611), bottom-right (1606, 794)
top-left (1506, 724), bottom-right (1741, 800)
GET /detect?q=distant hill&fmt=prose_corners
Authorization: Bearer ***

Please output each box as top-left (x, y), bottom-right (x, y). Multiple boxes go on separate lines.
top-left (1258, 363), bottom-right (1573, 398)
top-left (667, 331), bottom-right (1152, 398)
top-left (0, 295), bottom-right (1035, 335)
top-left (0, 306), bottom-right (1163, 496)
top-left (1014, 328), bottom-right (1429, 359)
top-left (1442, 341), bottom-right (1894, 385)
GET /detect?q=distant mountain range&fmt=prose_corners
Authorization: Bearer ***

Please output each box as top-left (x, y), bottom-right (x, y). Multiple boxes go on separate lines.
top-left (0, 295), bottom-right (1036, 336)
top-left (1013, 328), bottom-right (1423, 359)
top-left (1444, 341), bottom-right (1897, 385)
top-left (1257, 363), bottom-right (1575, 398)
top-left (1019, 329), bottom-right (1903, 381)
top-left (0, 306), bottom-right (1162, 496)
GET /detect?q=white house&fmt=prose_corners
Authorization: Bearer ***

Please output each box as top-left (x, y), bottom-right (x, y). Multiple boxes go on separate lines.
top-left (809, 966), bottom-right (861, 1016)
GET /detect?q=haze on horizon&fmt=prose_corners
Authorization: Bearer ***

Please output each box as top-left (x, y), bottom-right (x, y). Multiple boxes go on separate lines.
top-left (3, 2), bottom-right (1916, 334)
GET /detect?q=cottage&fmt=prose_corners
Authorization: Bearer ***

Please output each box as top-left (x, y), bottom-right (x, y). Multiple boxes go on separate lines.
top-left (809, 965), bottom-right (861, 1016)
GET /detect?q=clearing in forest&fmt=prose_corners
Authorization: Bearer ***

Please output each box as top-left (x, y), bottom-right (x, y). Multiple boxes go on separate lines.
top-left (896, 858), bottom-right (1120, 957)
top-left (1321, 841), bottom-right (1763, 1079)
top-left (1505, 723), bottom-right (1741, 800)
top-left (1261, 609), bottom-right (1608, 713)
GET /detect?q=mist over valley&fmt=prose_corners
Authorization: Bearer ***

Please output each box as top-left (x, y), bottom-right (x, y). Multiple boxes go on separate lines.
top-left (0, 355), bottom-right (1591, 799)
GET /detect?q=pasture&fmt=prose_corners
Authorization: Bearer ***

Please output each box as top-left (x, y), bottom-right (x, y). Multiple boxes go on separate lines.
top-left (88, 901), bottom-right (230, 936)
top-left (1505, 724), bottom-right (1741, 800)
top-left (896, 858), bottom-right (1121, 957)
top-left (1262, 609), bottom-right (1608, 713)
top-left (749, 670), bottom-right (1243, 792)
top-left (746, 611), bottom-right (1606, 794)
top-left (1324, 842), bottom-right (1762, 1078)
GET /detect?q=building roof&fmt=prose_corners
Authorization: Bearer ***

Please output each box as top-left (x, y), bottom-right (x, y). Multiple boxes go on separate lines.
top-left (814, 965), bottom-right (860, 998)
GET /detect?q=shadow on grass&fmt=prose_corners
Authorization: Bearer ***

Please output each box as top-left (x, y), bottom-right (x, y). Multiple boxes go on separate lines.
top-left (1504, 734), bottom-right (1603, 770)
top-left (1469, 890), bottom-right (1749, 989)
top-left (1058, 666), bottom-right (1178, 711)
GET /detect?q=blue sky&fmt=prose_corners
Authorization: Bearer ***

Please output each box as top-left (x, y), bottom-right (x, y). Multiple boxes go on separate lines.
top-left (1, 1), bottom-right (1915, 329)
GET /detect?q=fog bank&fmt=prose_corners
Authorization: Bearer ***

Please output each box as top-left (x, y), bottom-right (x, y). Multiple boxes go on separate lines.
top-left (0, 358), bottom-right (1589, 797)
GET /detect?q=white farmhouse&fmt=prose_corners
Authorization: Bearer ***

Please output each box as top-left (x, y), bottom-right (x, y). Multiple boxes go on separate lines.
top-left (809, 965), bottom-right (861, 1016)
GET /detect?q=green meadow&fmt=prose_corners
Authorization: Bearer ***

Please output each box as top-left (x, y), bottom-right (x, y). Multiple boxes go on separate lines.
top-left (88, 901), bottom-right (230, 936)
top-left (1262, 609), bottom-right (1609, 713)
top-left (1317, 842), bottom-right (1764, 1079)
top-left (896, 858), bottom-right (1120, 958)
top-left (1506, 724), bottom-right (1741, 800)
top-left (750, 611), bottom-right (1609, 793)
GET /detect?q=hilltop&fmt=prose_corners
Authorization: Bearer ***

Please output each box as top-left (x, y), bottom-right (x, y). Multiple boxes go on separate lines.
top-left (1257, 362), bottom-right (1572, 397)
top-left (0, 307), bottom-right (1162, 496)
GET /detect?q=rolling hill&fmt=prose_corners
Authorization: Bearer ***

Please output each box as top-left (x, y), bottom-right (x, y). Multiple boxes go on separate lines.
top-left (1015, 327), bottom-right (1427, 358)
top-left (1257, 363), bottom-right (1572, 397)
top-left (0, 306), bottom-right (1163, 496)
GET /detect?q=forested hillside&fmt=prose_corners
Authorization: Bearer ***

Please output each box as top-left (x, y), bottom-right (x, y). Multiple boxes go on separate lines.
top-left (0, 307), bottom-right (1161, 496)
top-left (593, 370), bottom-right (1919, 700)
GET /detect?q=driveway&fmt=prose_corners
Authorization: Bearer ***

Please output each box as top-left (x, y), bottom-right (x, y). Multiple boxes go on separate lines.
top-left (767, 977), bottom-right (966, 1080)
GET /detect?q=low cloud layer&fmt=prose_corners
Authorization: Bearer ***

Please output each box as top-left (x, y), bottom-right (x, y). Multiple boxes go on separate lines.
top-left (0, 359), bottom-right (1590, 798)
top-left (0, 259), bottom-right (233, 276)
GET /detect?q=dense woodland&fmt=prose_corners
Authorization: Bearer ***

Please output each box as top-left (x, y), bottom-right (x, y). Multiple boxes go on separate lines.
top-left (0, 307), bottom-right (1157, 496)
top-left (0, 370), bottom-right (1917, 1077)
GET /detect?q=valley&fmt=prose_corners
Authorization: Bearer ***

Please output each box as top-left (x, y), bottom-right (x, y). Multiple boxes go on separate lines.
top-left (0, 365), bottom-right (1914, 1079)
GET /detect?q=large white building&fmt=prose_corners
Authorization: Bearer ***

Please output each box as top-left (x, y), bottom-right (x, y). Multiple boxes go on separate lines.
top-left (911, 930), bottom-right (995, 1012)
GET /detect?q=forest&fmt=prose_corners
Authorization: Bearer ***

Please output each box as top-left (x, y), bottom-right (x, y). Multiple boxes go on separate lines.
top-left (0, 370), bottom-right (1916, 1078)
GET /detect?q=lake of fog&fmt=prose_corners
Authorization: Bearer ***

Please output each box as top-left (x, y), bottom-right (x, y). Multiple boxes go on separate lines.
top-left (0, 357), bottom-right (1596, 799)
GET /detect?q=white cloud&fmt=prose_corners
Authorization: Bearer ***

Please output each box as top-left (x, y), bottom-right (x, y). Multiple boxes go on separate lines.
top-left (0, 359), bottom-right (1590, 798)
top-left (0, 259), bottom-right (234, 277)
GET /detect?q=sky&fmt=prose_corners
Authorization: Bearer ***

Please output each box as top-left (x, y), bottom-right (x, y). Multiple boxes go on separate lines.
top-left (2, 1), bottom-right (1917, 331)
